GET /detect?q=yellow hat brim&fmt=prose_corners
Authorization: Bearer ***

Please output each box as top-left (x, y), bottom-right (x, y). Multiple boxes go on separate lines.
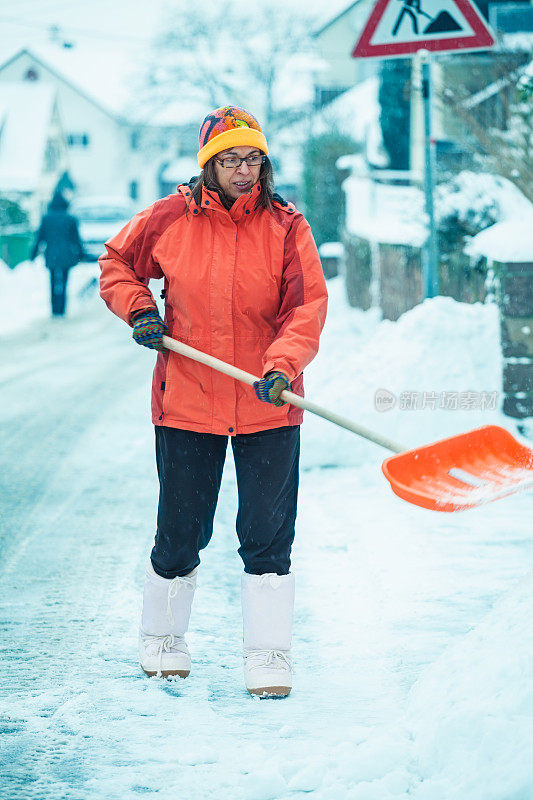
top-left (198, 128), bottom-right (268, 168)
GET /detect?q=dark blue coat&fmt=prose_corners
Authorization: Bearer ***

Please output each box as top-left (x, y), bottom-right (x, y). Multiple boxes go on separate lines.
top-left (32, 192), bottom-right (83, 272)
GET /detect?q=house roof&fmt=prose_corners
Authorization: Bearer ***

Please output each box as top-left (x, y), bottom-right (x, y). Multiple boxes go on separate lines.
top-left (313, 1), bottom-right (363, 36)
top-left (0, 82), bottom-right (56, 192)
top-left (0, 45), bottom-right (207, 128)
top-left (0, 44), bottom-right (140, 123)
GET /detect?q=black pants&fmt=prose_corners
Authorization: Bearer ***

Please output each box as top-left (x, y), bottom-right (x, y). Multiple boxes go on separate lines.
top-left (49, 268), bottom-right (69, 316)
top-left (151, 425), bottom-right (300, 579)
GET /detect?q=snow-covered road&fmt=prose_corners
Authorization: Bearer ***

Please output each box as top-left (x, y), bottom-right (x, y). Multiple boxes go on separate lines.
top-left (1, 270), bottom-right (531, 800)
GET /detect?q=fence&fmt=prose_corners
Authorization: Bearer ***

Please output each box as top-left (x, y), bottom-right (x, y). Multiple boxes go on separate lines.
top-left (343, 233), bottom-right (487, 321)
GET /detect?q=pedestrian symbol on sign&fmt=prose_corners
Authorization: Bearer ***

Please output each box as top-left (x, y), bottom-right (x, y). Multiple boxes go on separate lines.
top-left (392, 0), bottom-right (462, 37)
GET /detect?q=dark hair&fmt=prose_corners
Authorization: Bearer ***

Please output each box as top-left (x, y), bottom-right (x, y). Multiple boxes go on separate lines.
top-left (190, 155), bottom-right (275, 212)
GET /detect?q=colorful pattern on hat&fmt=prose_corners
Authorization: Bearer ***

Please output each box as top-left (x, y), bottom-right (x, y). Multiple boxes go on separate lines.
top-left (199, 106), bottom-right (262, 150)
top-left (197, 106), bottom-right (268, 168)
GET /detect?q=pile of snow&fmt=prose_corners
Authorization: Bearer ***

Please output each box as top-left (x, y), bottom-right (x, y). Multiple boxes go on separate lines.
top-left (404, 569), bottom-right (533, 800)
top-left (303, 278), bottom-right (502, 469)
top-left (311, 569), bottom-right (533, 799)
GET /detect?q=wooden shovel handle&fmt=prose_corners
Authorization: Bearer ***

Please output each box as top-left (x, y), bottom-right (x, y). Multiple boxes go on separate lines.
top-left (161, 335), bottom-right (404, 454)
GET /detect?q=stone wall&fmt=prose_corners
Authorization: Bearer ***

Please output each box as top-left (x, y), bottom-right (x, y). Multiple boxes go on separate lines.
top-left (497, 261), bottom-right (533, 419)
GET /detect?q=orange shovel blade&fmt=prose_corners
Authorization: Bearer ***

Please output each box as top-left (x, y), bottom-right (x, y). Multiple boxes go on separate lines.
top-left (382, 425), bottom-right (533, 512)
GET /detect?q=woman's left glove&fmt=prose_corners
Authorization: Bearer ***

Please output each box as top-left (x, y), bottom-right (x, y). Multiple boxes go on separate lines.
top-left (253, 371), bottom-right (290, 407)
top-left (131, 308), bottom-right (167, 351)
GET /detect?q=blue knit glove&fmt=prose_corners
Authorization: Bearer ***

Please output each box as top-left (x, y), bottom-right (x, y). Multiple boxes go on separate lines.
top-left (131, 308), bottom-right (167, 351)
top-left (253, 371), bottom-right (290, 407)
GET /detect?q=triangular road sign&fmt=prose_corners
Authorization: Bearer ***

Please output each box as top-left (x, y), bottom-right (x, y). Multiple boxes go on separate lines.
top-left (353, 0), bottom-right (495, 58)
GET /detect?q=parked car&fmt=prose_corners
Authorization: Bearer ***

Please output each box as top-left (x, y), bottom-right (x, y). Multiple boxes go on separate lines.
top-left (70, 196), bottom-right (137, 261)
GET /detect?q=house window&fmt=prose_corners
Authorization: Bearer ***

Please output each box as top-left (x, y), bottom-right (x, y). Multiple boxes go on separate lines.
top-left (130, 130), bottom-right (140, 150)
top-left (67, 133), bottom-right (90, 147)
top-left (24, 68), bottom-right (39, 81)
top-left (314, 86), bottom-right (349, 109)
top-left (130, 180), bottom-right (139, 201)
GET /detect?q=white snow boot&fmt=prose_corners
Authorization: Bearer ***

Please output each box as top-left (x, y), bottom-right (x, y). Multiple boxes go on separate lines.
top-left (241, 572), bottom-right (295, 697)
top-left (139, 561), bottom-right (197, 678)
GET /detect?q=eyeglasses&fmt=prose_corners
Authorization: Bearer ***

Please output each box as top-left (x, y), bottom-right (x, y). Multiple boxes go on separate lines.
top-left (215, 154), bottom-right (267, 169)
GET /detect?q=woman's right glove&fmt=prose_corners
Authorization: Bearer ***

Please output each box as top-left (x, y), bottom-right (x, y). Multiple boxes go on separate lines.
top-left (131, 308), bottom-right (167, 351)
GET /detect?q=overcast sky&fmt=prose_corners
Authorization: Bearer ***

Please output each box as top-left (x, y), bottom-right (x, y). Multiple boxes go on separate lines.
top-left (0, 0), bottom-right (346, 64)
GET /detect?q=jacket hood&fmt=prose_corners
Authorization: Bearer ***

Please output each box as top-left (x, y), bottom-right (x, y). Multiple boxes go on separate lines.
top-left (49, 192), bottom-right (69, 211)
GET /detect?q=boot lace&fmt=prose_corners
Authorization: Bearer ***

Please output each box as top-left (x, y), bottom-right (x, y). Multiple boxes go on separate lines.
top-left (142, 633), bottom-right (188, 677)
top-left (166, 573), bottom-right (196, 626)
top-left (256, 573), bottom-right (283, 589)
top-left (244, 649), bottom-right (292, 671)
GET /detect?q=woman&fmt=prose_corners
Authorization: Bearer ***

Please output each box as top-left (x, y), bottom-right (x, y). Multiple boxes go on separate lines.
top-left (99, 106), bottom-right (327, 697)
top-left (31, 190), bottom-right (84, 317)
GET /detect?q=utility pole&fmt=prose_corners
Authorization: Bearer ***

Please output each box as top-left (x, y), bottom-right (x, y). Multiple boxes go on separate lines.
top-left (420, 50), bottom-right (439, 298)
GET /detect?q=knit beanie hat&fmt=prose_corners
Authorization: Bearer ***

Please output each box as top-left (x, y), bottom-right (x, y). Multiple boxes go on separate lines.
top-left (197, 106), bottom-right (268, 168)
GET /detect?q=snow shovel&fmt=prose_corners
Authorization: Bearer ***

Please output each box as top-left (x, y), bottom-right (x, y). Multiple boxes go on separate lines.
top-left (161, 336), bottom-right (533, 513)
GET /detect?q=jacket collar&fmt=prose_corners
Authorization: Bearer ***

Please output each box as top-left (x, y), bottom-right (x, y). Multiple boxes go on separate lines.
top-left (178, 181), bottom-right (261, 221)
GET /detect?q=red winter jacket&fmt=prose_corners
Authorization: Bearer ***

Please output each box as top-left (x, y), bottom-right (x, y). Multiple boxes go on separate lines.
top-left (99, 183), bottom-right (327, 435)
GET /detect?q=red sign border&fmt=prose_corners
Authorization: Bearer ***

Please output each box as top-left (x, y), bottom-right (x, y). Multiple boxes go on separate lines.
top-left (352, 0), bottom-right (495, 58)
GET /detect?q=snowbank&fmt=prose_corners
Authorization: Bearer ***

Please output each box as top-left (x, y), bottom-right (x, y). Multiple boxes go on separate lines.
top-left (404, 569), bottom-right (533, 800)
top-left (303, 278), bottom-right (503, 469)
top-left (318, 570), bottom-right (533, 800)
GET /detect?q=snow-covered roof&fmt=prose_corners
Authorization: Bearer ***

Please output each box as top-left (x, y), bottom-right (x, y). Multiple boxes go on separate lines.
top-left (316, 77), bottom-right (381, 143)
top-left (0, 45), bottom-right (217, 129)
top-left (437, 171), bottom-right (533, 227)
top-left (313, 1), bottom-right (363, 35)
top-left (0, 82), bottom-right (56, 192)
top-left (466, 217), bottom-right (533, 263)
top-left (1, 44), bottom-right (196, 126)
top-left (0, 45), bottom-right (141, 121)
top-left (273, 76), bottom-right (381, 157)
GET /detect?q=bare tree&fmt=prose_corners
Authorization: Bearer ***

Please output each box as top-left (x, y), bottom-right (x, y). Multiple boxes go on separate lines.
top-left (438, 53), bottom-right (533, 203)
top-left (142, 0), bottom-right (318, 138)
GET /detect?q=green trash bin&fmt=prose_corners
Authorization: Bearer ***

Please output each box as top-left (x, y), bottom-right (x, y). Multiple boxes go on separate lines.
top-left (0, 227), bottom-right (33, 268)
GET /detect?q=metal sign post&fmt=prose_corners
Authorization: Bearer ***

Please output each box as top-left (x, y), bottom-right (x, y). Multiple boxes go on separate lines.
top-left (351, 0), bottom-right (495, 298)
top-left (420, 50), bottom-right (439, 297)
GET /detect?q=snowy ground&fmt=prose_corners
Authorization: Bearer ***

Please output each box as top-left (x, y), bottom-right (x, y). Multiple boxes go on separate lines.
top-left (0, 263), bottom-right (532, 800)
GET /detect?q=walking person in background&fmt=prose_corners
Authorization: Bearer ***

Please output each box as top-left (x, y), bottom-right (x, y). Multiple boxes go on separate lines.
top-left (31, 190), bottom-right (84, 317)
top-left (99, 106), bottom-right (328, 697)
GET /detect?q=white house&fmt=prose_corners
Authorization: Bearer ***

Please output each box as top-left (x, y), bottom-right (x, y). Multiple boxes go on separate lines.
top-left (312, 0), bottom-right (378, 106)
top-left (0, 45), bottom-right (192, 211)
top-left (0, 82), bottom-right (68, 226)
